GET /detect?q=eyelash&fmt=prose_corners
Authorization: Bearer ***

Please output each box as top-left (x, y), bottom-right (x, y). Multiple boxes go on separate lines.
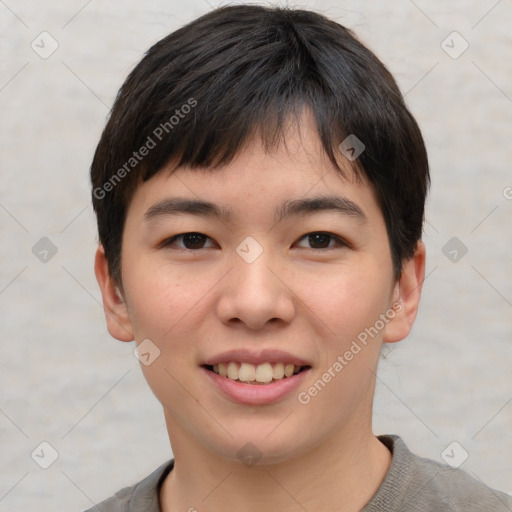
top-left (160, 232), bottom-right (349, 251)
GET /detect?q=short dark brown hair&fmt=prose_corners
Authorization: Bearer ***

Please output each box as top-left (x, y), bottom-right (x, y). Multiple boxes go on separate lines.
top-left (90, 5), bottom-right (429, 284)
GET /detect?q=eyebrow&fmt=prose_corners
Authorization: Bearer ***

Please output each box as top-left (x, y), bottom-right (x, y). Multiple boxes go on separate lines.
top-left (143, 195), bottom-right (367, 224)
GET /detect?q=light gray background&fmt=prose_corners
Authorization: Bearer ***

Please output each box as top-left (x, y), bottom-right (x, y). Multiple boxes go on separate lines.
top-left (1, 0), bottom-right (511, 510)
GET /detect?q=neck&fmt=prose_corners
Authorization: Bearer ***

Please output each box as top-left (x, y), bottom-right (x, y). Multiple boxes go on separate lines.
top-left (160, 420), bottom-right (391, 512)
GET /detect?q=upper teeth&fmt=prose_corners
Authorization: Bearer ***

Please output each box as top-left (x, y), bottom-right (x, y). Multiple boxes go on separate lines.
top-left (212, 362), bottom-right (301, 383)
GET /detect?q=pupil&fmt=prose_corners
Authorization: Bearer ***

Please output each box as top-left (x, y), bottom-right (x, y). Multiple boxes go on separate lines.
top-left (184, 233), bottom-right (205, 249)
top-left (309, 233), bottom-right (330, 249)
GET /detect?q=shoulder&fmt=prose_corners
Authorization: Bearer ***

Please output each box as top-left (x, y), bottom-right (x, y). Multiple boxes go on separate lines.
top-left (364, 435), bottom-right (512, 512)
top-left (82, 460), bottom-right (174, 512)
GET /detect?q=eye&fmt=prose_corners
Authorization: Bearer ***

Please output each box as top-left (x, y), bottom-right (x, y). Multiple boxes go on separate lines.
top-left (161, 232), bottom-right (215, 250)
top-left (295, 232), bottom-right (348, 250)
top-left (160, 231), bottom-right (348, 251)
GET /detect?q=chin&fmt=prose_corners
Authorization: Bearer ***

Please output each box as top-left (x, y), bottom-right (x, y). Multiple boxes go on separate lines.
top-left (202, 422), bottom-right (317, 467)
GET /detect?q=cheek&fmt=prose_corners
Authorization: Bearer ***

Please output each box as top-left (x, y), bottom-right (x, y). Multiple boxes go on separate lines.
top-left (123, 269), bottom-right (205, 407)
top-left (294, 262), bottom-right (392, 344)
top-left (294, 270), bottom-right (388, 426)
top-left (123, 258), bottom-right (216, 341)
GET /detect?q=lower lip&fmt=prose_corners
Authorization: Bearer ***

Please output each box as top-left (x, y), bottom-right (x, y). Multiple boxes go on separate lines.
top-left (201, 367), bottom-right (310, 405)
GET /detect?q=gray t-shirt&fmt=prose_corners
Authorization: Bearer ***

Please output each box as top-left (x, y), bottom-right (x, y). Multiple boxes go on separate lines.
top-left (84, 435), bottom-right (512, 511)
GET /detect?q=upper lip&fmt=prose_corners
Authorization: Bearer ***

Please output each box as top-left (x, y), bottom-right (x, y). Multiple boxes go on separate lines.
top-left (202, 349), bottom-right (311, 367)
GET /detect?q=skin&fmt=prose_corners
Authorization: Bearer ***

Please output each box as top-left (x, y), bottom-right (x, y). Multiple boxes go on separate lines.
top-left (95, 111), bottom-right (426, 512)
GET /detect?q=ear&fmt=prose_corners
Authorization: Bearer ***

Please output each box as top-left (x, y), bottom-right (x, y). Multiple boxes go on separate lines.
top-left (94, 245), bottom-right (134, 342)
top-left (383, 240), bottom-right (426, 344)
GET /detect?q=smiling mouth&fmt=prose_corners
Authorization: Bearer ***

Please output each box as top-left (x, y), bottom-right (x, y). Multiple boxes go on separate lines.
top-left (203, 362), bottom-right (310, 385)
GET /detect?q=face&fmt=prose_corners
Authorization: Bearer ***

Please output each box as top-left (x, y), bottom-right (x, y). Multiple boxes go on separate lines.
top-left (96, 113), bottom-right (424, 465)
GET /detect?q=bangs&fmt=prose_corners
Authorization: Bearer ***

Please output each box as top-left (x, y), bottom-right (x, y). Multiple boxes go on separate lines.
top-left (153, 100), bottom-right (356, 182)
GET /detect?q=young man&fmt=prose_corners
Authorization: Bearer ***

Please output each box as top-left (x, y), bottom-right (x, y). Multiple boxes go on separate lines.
top-left (88, 5), bottom-right (512, 511)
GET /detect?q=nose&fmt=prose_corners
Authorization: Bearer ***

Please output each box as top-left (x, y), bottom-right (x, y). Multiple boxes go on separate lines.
top-left (216, 244), bottom-right (296, 330)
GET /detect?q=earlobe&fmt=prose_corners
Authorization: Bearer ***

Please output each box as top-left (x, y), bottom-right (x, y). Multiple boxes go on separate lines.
top-left (94, 246), bottom-right (134, 342)
top-left (383, 240), bottom-right (426, 344)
